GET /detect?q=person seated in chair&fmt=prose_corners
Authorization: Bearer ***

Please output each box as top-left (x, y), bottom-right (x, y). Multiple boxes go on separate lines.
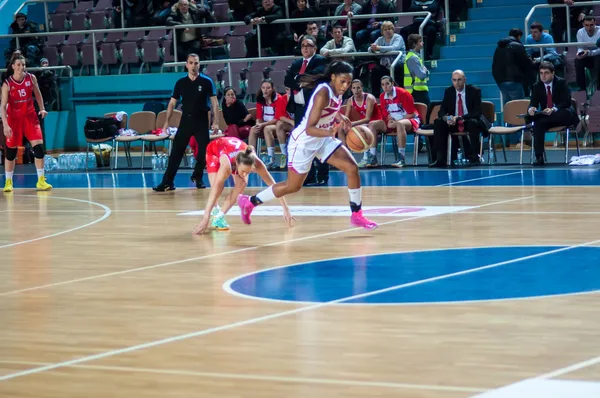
top-left (430, 70), bottom-right (489, 167)
top-left (527, 61), bottom-right (577, 166)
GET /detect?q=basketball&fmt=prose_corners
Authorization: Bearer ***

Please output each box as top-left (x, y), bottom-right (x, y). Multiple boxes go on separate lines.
top-left (346, 125), bottom-right (374, 153)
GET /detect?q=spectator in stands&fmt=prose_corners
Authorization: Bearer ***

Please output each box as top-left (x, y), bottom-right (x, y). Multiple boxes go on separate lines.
top-left (492, 28), bottom-right (531, 104)
top-left (548, 0), bottom-right (590, 52)
top-left (368, 21), bottom-right (405, 96)
top-left (575, 15), bottom-right (600, 91)
top-left (152, 0), bottom-right (176, 25)
top-left (221, 87), bottom-right (254, 140)
top-left (293, 21), bottom-right (327, 55)
top-left (527, 61), bottom-right (577, 165)
top-left (400, 0), bottom-right (439, 61)
top-left (36, 58), bottom-right (58, 111)
top-left (355, 0), bottom-right (394, 50)
top-left (320, 24), bottom-right (356, 61)
top-left (4, 13), bottom-right (41, 67)
top-left (431, 70), bottom-right (488, 167)
top-left (379, 75), bottom-right (419, 167)
top-left (112, 0), bottom-right (133, 28)
top-left (166, 0), bottom-right (215, 62)
top-left (333, 0), bottom-right (361, 35)
top-left (249, 79), bottom-right (286, 168)
top-left (526, 22), bottom-right (563, 74)
top-left (404, 34), bottom-right (429, 106)
top-left (244, 0), bottom-right (285, 57)
top-left (290, 0), bottom-right (317, 42)
top-left (284, 35), bottom-right (328, 185)
top-left (229, 0), bottom-right (254, 22)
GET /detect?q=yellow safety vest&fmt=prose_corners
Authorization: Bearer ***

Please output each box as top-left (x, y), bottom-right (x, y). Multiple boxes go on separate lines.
top-left (404, 51), bottom-right (429, 94)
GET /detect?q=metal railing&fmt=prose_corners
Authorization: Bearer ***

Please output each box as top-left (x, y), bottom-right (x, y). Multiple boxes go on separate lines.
top-left (2, 11), bottom-right (428, 76)
top-left (161, 51), bottom-right (404, 86)
top-left (524, 1), bottom-right (600, 44)
top-left (0, 65), bottom-right (73, 77)
top-left (523, 40), bottom-right (600, 58)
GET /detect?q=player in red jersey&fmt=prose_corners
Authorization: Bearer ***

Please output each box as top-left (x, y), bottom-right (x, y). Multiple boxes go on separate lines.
top-left (379, 75), bottom-right (421, 168)
top-left (342, 79), bottom-right (383, 168)
top-left (1, 54), bottom-right (51, 192)
top-left (192, 136), bottom-right (294, 234)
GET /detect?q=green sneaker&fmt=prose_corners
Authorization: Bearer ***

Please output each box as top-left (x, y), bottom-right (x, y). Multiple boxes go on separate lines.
top-left (279, 154), bottom-right (287, 169)
top-left (210, 207), bottom-right (220, 218)
top-left (211, 215), bottom-right (230, 230)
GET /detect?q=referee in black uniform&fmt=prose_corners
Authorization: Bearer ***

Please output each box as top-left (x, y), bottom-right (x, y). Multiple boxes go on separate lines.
top-left (153, 53), bottom-right (220, 191)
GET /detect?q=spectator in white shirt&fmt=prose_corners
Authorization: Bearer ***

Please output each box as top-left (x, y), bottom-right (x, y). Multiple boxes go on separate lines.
top-left (320, 24), bottom-right (356, 62)
top-left (575, 15), bottom-right (600, 91)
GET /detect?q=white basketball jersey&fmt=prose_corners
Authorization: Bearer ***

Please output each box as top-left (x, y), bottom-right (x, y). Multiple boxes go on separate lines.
top-left (290, 83), bottom-right (342, 150)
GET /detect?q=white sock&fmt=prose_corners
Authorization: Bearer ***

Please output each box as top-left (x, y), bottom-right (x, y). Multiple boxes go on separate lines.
top-left (6, 171), bottom-right (14, 180)
top-left (348, 188), bottom-right (362, 206)
top-left (215, 210), bottom-right (224, 218)
top-left (369, 147), bottom-right (377, 156)
top-left (280, 144), bottom-right (287, 157)
top-left (256, 185), bottom-right (276, 204)
top-left (267, 147), bottom-right (275, 157)
top-left (362, 152), bottom-right (369, 160)
top-left (37, 169), bottom-right (44, 178)
top-left (398, 148), bottom-right (406, 157)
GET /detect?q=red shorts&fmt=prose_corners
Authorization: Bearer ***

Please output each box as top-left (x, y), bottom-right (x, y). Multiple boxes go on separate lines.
top-left (205, 140), bottom-right (221, 174)
top-left (386, 118), bottom-right (420, 134)
top-left (6, 112), bottom-right (43, 148)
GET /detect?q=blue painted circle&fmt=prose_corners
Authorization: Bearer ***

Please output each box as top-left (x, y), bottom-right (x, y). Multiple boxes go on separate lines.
top-left (227, 246), bottom-right (600, 304)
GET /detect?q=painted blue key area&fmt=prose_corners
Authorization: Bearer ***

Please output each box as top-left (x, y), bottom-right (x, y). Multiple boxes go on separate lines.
top-left (1, 168), bottom-right (599, 189)
top-left (226, 246), bottom-right (600, 304)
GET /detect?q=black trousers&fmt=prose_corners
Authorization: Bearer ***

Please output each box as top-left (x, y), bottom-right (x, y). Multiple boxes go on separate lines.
top-left (161, 114), bottom-right (209, 185)
top-left (433, 118), bottom-right (481, 162)
top-left (530, 109), bottom-right (574, 157)
top-left (575, 55), bottom-right (600, 91)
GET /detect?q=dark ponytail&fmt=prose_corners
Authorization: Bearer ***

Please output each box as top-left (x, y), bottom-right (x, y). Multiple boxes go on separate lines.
top-left (235, 145), bottom-right (256, 166)
top-left (297, 60), bottom-right (354, 89)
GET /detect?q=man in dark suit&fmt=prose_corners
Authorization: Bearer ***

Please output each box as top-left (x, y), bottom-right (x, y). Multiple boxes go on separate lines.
top-left (284, 35), bottom-right (329, 185)
top-left (527, 61), bottom-right (577, 166)
top-left (430, 70), bottom-right (489, 167)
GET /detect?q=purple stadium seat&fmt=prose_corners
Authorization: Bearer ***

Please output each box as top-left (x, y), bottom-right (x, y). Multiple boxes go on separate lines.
top-left (209, 26), bottom-right (231, 38)
top-left (100, 42), bottom-right (118, 73)
top-left (231, 25), bottom-right (252, 36)
top-left (47, 35), bottom-right (66, 46)
top-left (43, 46), bottom-right (59, 66)
top-left (274, 58), bottom-right (292, 71)
top-left (70, 13), bottom-right (88, 31)
top-left (104, 32), bottom-right (124, 43)
top-left (162, 40), bottom-right (174, 63)
top-left (228, 36), bottom-right (245, 58)
top-left (141, 41), bottom-right (161, 72)
top-left (95, 0), bottom-right (112, 10)
top-left (80, 44), bottom-right (96, 74)
top-left (54, 2), bottom-right (75, 14)
top-left (249, 60), bottom-right (272, 71)
top-left (50, 14), bottom-right (68, 32)
top-left (213, 3), bottom-right (230, 22)
top-left (397, 15), bottom-right (413, 28)
top-left (123, 31), bottom-right (146, 42)
top-left (74, 1), bottom-right (94, 12)
top-left (61, 45), bottom-right (80, 66)
top-left (146, 29), bottom-right (168, 41)
top-left (270, 70), bottom-right (286, 93)
top-left (119, 41), bottom-right (140, 73)
top-left (66, 34), bottom-right (86, 45)
top-left (89, 11), bottom-right (108, 30)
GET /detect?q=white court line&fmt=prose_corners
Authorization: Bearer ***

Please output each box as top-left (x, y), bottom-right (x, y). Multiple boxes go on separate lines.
top-left (0, 196), bottom-right (533, 297)
top-left (0, 195), bottom-right (111, 250)
top-left (435, 171), bottom-right (523, 187)
top-left (533, 355), bottom-right (600, 380)
top-left (465, 211), bottom-right (600, 215)
top-left (0, 360), bottom-right (487, 393)
top-left (10, 224), bottom-right (600, 383)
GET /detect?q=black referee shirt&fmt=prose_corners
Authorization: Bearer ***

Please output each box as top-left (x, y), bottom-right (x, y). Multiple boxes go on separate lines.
top-left (171, 73), bottom-right (216, 116)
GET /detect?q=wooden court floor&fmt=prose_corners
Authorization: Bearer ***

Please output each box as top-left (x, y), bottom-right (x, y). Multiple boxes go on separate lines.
top-left (1, 175), bottom-right (600, 397)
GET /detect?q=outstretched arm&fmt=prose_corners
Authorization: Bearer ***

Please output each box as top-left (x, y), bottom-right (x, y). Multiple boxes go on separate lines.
top-left (193, 155), bottom-right (231, 234)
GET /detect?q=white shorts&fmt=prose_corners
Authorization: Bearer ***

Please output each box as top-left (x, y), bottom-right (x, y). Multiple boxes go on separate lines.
top-left (287, 135), bottom-right (342, 174)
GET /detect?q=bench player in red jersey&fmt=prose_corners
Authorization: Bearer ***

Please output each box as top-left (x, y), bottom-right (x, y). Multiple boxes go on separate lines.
top-left (192, 136), bottom-right (294, 234)
top-left (1, 54), bottom-right (52, 192)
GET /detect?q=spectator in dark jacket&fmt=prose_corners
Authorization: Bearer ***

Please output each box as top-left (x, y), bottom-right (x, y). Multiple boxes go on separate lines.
top-left (492, 28), bottom-right (532, 103)
top-left (548, 0), bottom-right (591, 51)
top-left (166, 0), bottom-right (215, 61)
top-left (244, 0), bottom-right (285, 57)
top-left (355, 0), bottom-right (394, 50)
top-left (4, 13), bottom-right (41, 66)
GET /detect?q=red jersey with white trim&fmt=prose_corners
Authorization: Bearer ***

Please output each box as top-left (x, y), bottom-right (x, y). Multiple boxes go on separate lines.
top-left (256, 93), bottom-right (285, 122)
top-left (6, 73), bottom-right (36, 117)
top-left (208, 137), bottom-right (248, 165)
top-left (379, 86), bottom-right (418, 123)
top-left (351, 93), bottom-right (382, 121)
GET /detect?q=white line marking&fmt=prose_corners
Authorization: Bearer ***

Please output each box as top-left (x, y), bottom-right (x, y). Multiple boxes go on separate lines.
top-left (464, 211), bottom-right (600, 215)
top-left (435, 171), bottom-right (523, 187)
top-left (0, 195), bottom-right (111, 250)
top-left (0, 360), bottom-right (487, 393)
top-left (0, 196), bottom-right (533, 297)
top-left (533, 355), bottom-right (600, 380)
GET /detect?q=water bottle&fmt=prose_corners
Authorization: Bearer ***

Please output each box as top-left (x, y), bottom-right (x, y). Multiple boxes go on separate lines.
top-left (152, 154), bottom-right (158, 170)
top-left (161, 154), bottom-right (167, 170)
top-left (455, 148), bottom-right (464, 166)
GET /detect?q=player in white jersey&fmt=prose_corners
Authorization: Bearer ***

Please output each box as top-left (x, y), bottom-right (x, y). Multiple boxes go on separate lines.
top-left (237, 61), bottom-right (378, 230)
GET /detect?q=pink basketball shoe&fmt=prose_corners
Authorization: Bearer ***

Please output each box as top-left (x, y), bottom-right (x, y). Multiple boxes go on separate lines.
top-left (350, 210), bottom-right (378, 230)
top-left (237, 194), bottom-right (255, 225)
